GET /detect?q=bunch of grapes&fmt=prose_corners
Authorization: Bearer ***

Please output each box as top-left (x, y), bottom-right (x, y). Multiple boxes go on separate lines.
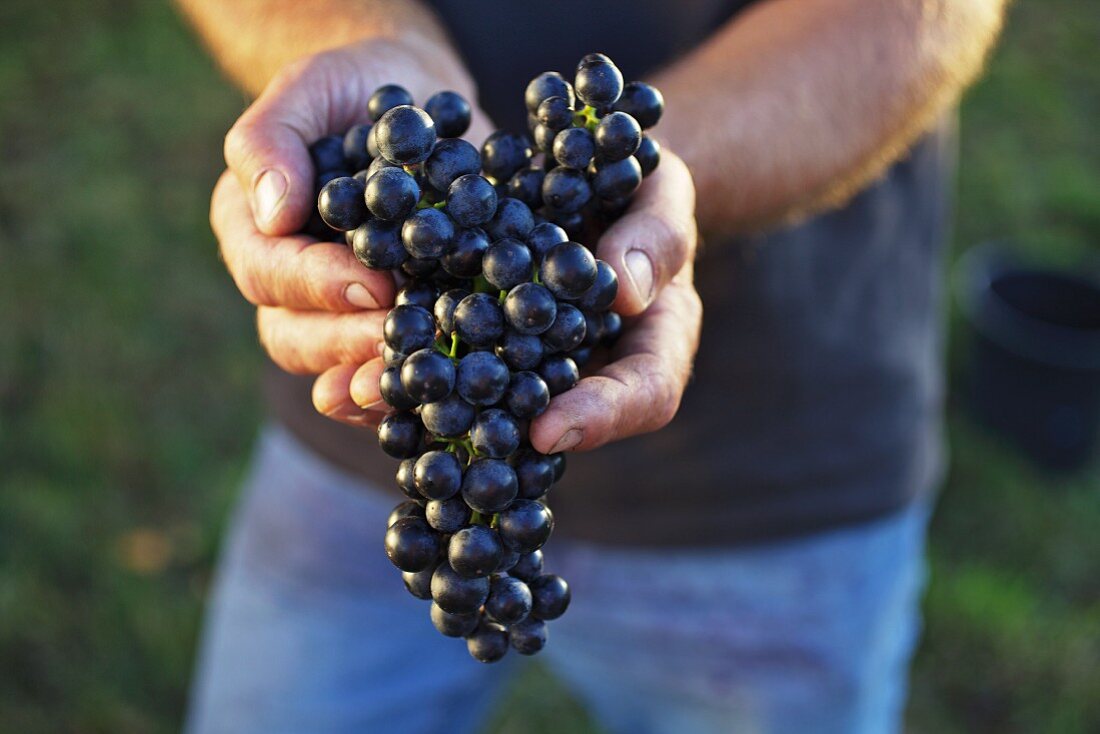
top-left (306, 53), bottom-right (662, 663)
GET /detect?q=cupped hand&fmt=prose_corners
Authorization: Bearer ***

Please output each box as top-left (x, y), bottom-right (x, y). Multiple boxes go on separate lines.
top-left (528, 151), bottom-right (701, 453)
top-left (327, 149), bottom-right (702, 451)
top-left (210, 40), bottom-right (494, 425)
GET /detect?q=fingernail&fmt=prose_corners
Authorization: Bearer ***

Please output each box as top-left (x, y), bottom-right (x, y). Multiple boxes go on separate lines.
top-left (253, 169), bottom-right (288, 226)
top-left (360, 399), bottom-right (386, 411)
top-left (624, 249), bottom-right (655, 307)
top-left (549, 428), bottom-right (583, 453)
top-left (323, 402), bottom-right (371, 424)
top-left (345, 283), bottom-right (377, 309)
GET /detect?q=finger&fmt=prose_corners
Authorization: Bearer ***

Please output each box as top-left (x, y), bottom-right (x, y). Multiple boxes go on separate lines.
top-left (212, 171), bottom-right (395, 311)
top-left (349, 358), bottom-right (387, 410)
top-left (529, 273), bottom-right (702, 454)
top-left (312, 363), bottom-right (385, 428)
top-left (596, 150), bottom-right (697, 316)
top-left (257, 307), bottom-right (385, 375)
top-left (224, 51), bottom-right (368, 236)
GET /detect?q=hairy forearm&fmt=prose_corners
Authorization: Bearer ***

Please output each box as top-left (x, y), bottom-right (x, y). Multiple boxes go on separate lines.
top-left (653, 0), bottom-right (1005, 234)
top-left (175, 0), bottom-right (471, 97)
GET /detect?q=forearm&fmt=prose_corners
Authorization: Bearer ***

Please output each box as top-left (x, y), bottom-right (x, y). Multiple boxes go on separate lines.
top-left (653, 0), bottom-right (1005, 234)
top-left (175, 0), bottom-right (472, 98)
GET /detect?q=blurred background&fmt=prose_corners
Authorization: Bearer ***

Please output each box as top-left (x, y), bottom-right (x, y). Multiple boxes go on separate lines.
top-left (1, 0), bottom-right (1097, 731)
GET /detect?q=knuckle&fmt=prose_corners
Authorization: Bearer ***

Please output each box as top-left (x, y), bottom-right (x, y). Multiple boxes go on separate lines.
top-left (222, 120), bottom-right (254, 169)
top-left (234, 268), bottom-right (270, 307)
top-left (652, 377), bottom-right (681, 429)
top-left (296, 246), bottom-right (349, 311)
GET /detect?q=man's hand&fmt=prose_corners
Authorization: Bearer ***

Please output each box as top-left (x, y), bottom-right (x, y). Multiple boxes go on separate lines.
top-left (324, 151), bottom-right (702, 452)
top-left (209, 41), bottom-right (492, 425)
top-left (529, 152), bottom-right (700, 453)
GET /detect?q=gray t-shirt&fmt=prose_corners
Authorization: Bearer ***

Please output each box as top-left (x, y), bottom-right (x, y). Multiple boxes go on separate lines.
top-left (267, 0), bottom-right (952, 546)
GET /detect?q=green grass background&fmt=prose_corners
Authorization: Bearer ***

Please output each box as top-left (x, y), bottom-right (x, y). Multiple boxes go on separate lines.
top-left (1, 1), bottom-right (1097, 731)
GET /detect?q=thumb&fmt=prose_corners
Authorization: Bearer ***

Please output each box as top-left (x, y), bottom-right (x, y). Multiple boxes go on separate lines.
top-left (224, 53), bottom-right (364, 236)
top-left (595, 149), bottom-right (697, 316)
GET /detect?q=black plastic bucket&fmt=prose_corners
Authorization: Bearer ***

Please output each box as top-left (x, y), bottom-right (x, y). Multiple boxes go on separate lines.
top-left (955, 244), bottom-right (1100, 473)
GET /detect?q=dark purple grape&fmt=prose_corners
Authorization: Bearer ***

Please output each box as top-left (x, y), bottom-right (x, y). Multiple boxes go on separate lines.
top-left (503, 283), bottom-right (557, 335)
top-left (377, 411), bottom-right (424, 458)
top-left (540, 241), bottom-right (598, 299)
top-left (402, 564), bottom-right (437, 600)
top-left (532, 123), bottom-right (557, 155)
top-left (454, 293), bottom-right (505, 348)
top-left (430, 602), bottom-right (479, 637)
top-left (576, 260), bottom-right (619, 311)
top-left (509, 617), bottom-right (548, 655)
top-left (309, 134), bottom-right (346, 173)
top-left (375, 105), bottom-right (436, 165)
top-left (592, 156), bottom-right (643, 200)
top-left (395, 458), bottom-right (419, 500)
top-left (541, 168), bottom-right (592, 214)
top-left (538, 355), bottom-right (579, 396)
top-left (470, 409), bottom-right (521, 459)
top-left (525, 71), bottom-right (575, 114)
top-left (634, 134), bottom-right (661, 176)
top-left (537, 95), bottom-right (574, 131)
top-left (448, 524), bottom-right (504, 578)
top-left (401, 256), bottom-right (439, 279)
top-left (505, 372), bottom-right (551, 421)
top-left (594, 111), bottom-right (642, 162)
top-left (421, 392), bottom-right (476, 437)
top-left (574, 55), bottom-right (623, 107)
top-left (424, 137), bottom-right (481, 191)
top-left (496, 330), bottom-right (544, 371)
top-left (384, 516), bottom-right (440, 572)
top-left (446, 174), bottom-right (498, 228)
top-left (552, 127), bottom-right (595, 170)
top-left (424, 90), bottom-right (472, 138)
top-left (549, 453), bottom-right (567, 482)
top-left (407, 348), bottom-right (453, 391)
top-left (542, 303), bottom-right (587, 353)
top-left (525, 222), bottom-right (568, 261)
top-left (456, 351), bottom-right (510, 406)
top-left (351, 219), bottom-right (407, 270)
top-left (413, 449), bottom-right (463, 501)
top-left (425, 496), bottom-right (470, 533)
top-left (368, 84), bottom-right (414, 121)
top-left (383, 304), bottom-right (436, 354)
top-left (461, 459), bottom-right (518, 514)
top-left (481, 131), bottom-right (533, 182)
top-left (394, 279), bottom-right (438, 310)
top-left (342, 123), bottom-right (373, 170)
top-left (507, 166), bottom-right (546, 209)
top-left (317, 176), bottom-right (367, 231)
top-left (431, 562), bottom-right (490, 614)
top-left (365, 166), bottom-right (420, 221)
top-left (613, 81), bottom-right (664, 129)
top-left (483, 237), bottom-right (533, 291)
top-left (601, 311), bottom-right (623, 345)
top-left (510, 549), bottom-right (544, 581)
top-left (380, 364), bottom-right (419, 410)
top-left (387, 500), bottom-right (425, 528)
top-left (402, 207), bottom-right (455, 259)
top-left (485, 197), bottom-right (535, 241)
top-left (486, 575), bottom-right (533, 625)
top-left (467, 620), bottom-right (509, 663)
top-left (434, 288), bottom-right (469, 335)
top-left (497, 499), bottom-right (553, 553)
top-left (441, 227), bottom-right (490, 277)
top-left (529, 574), bottom-right (571, 620)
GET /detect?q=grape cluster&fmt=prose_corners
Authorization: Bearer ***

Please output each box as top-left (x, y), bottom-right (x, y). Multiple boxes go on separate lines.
top-left (306, 54), bottom-right (662, 663)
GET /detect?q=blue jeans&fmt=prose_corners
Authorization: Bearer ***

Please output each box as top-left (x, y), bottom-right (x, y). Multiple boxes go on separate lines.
top-left (186, 425), bottom-right (931, 734)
